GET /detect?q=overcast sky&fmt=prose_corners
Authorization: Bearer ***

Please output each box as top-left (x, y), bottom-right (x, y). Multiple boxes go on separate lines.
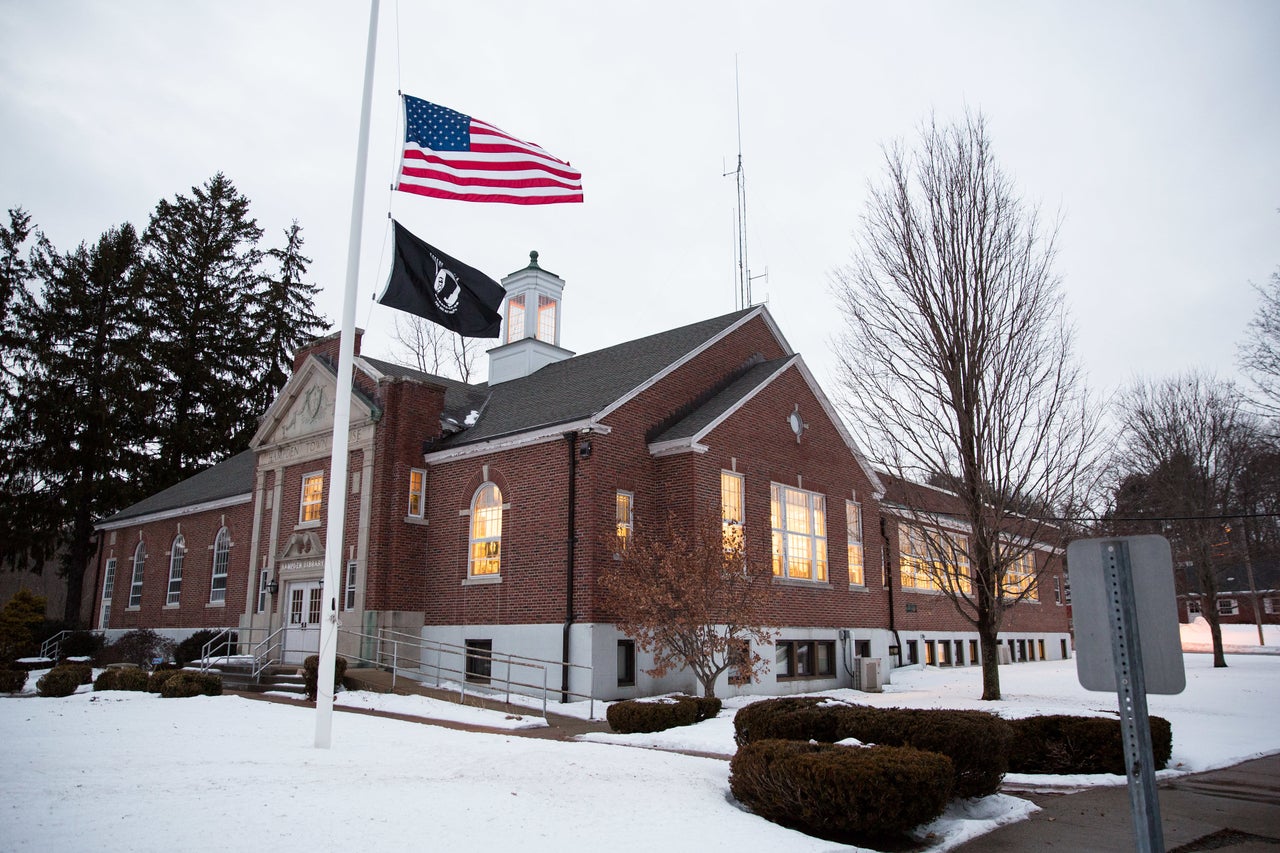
top-left (2, 1), bottom-right (1277, 400)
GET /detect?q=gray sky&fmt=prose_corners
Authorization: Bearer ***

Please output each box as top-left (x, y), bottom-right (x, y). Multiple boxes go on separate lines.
top-left (2, 1), bottom-right (1277, 399)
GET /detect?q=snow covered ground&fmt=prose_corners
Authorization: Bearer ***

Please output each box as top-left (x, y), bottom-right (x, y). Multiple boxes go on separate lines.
top-left (3, 623), bottom-right (1277, 852)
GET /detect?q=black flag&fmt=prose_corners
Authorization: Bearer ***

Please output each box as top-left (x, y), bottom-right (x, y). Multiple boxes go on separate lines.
top-left (377, 220), bottom-right (505, 337)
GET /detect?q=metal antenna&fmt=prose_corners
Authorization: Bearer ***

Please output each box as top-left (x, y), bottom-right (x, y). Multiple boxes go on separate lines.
top-left (724, 57), bottom-right (750, 310)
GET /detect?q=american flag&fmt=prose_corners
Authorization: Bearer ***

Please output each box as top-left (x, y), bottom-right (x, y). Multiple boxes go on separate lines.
top-left (396, 95), bottom-right (583, 205)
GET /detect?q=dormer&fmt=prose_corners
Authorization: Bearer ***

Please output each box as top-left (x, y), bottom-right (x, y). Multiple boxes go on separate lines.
top-left (487, 251), bottom-right (575, 385)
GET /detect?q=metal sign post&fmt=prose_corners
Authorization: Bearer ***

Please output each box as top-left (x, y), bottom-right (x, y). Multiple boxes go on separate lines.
top-left (1068, 535), bottom-right (1185, 853)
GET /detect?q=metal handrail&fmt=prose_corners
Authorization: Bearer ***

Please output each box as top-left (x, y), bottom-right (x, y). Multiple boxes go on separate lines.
top-left (250, 626), bottom-right (286, 678)
top-left (352, 627), bottom-right (596, 719)
top-left (197, 628), bottom-right (240, 672)
top-left (40, 630), bottom-right (73, 660)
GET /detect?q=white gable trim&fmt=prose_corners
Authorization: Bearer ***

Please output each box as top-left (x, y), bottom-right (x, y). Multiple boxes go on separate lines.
top-left (594, 306), bottom-right (789, 424)
top-left (96, 494), bottom-right (253, 532)
top-left (791, 358), bottom-right (886, 499)
top-left (250, 355), bottom-right (378, 449)
top-left (423, 419), bottom-right (612, 464)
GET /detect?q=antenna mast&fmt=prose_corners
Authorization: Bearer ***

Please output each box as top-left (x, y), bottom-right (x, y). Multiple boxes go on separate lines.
top-left (726, 58), bottom-right (751, 310)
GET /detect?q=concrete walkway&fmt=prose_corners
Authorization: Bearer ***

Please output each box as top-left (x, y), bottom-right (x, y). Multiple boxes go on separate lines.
top-left (955, 753), bottom-right (1280, 852)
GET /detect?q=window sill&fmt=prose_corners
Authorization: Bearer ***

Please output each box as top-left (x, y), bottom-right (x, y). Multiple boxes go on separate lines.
top-left (163, 603), bottom-right (179, 609)
top-left (772, 577), bottom-right (831, 588)
top-left (126, 606), bottom-right (140, 611)
top-left (463, 575), bottom-right (502, 586)
top-left (848, 583), bottom-right (868, 591)
top-left (205, 601), bottom-right (226, 609)
top-left (776, 673), bottom-right (837, 681)
top-left (403, 515), bottom-right (428, 526)
top-left (295, 520), bottom-right (322, 530)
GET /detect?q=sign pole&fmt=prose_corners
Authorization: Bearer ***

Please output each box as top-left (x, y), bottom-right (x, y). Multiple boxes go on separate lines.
top-left (1100, 539), bottom-right (1164, 853)
top-left (315, 0), bottom-right (380, 749)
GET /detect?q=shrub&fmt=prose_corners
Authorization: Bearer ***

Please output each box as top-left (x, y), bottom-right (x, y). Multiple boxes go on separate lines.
top-left (606, 696), bottom-right (703, 733)
top-left (159, 671), bottom-right (223, 698)
top-left (36, 665), bottom-right (83, 697)
top-left (0, 590), bottom-right (47, 661)
top-left (58, 662), bottom-right (93, 685)
top-left (174, 630), bottom-right (238, 667)
top-left (59, 630), bottom-right (107, 661)
top-left (1007, 714), bottom-right (1173, 775)
top-left (730, 739), bottom-right (954, 845)
top-left (147, 668), bottom-right (186, 693)
top-left (94, 667), bottom-right (150, 692)
top-left (691, 696), bottom-right (722, 722)
top-left (302, 655), bottom-right (348, 700)
top-left (0, 669), bottom-right (27, 693)
top-left (101, 628), bottom-right (171, 668)
top-left (733, 697), bottom-right (1010, 798)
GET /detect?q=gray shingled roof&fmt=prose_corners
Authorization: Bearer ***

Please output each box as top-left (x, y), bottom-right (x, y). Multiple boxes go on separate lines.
top-left (100, 449), bottom-right (255, 526)
top-left (360, 357), bottom-right (490, 430)
top-left (649, 356), bottom-right (794, 444)
top-left (442, 308), bottom-right (757, 446)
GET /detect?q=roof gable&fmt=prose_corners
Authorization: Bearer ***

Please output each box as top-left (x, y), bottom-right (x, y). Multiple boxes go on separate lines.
top-left (98, 450), bottom-right (255, 528)
top-left (252, 355), bottom-right (381, 450)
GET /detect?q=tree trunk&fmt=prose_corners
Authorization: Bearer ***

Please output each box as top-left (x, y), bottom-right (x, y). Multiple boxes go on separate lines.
top-left (1204, 601), bottom-right (1228, 668)
top-left (978, 624), bottom-right (1002, 700)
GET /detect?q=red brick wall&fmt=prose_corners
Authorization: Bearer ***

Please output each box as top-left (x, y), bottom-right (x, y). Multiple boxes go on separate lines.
top-left (92, 500), bottom-right (254, 630)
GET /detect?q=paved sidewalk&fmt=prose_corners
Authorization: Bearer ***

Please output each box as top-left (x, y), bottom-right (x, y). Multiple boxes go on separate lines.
top-left (955, 753), bottom-right (1280, 852)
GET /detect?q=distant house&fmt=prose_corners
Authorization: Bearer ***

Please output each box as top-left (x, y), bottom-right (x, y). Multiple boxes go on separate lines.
top-left (91, 252), bottom-right (1071, 699)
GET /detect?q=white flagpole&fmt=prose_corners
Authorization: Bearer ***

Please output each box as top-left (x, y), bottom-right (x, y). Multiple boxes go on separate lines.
top-left (315, 0), bottom-right (380, 749)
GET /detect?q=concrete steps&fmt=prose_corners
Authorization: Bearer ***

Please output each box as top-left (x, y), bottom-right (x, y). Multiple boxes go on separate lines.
top-left (207, 661), bottom-right (307, 696)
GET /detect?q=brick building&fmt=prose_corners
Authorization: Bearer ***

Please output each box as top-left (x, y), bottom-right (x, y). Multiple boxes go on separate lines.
top-left (91, 253), bottom-right (1070, 699)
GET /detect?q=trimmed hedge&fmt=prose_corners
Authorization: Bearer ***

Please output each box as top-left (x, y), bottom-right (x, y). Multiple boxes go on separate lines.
top-left (302, 655), bottom-right (348, 701)
top-left (733, 697), bottom-right (1010, 798)
top-left (93, 667), bottom-right (151, 692)
top-left (606, 695), bottom-right (722, 734)
top-left (59, 631), bottom-right (106, 660)
top-left (1008, 714), bottom-right (1173, 775)
top-left (147, 668), bottom-right (186, 693)
top-left (36, 665), bottom-right (84, 697)
top-left (159, 671), bottom-right (223, 698)
top-left (0, 669), bottom-right (27, 693)
top-left (730, 739), bottom-right (954, 844)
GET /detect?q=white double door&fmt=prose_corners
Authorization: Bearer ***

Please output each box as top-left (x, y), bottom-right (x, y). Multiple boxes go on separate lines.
top-left (283, 580), bottom-right (324, 664)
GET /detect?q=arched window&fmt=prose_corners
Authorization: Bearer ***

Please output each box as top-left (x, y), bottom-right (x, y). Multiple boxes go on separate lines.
top-left (129, 541), bottom-right (146, 608)
top-left (469, 483), bottom-right (503, 576)
top-left (210, 527), bottom-right (231, 603)
top-left (166, 535), bottom-right (185, 605)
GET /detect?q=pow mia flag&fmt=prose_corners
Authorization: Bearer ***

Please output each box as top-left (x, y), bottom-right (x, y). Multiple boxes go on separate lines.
top-left (377, 220), bottom-right (505, 338)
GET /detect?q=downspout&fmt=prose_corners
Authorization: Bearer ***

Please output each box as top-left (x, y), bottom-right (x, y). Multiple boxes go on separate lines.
top-left (561, 432), bottom-right (578, 702)
top-left (882, 517), bottom-right (902, 667)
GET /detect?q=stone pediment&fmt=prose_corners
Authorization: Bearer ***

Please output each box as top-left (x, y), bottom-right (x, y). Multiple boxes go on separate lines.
top-left (252, 356), bottom-right (377, 450)
top-left (279, 530), bottom-right (324, 562)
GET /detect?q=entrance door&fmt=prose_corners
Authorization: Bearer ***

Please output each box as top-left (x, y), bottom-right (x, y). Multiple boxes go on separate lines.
top-left (283, 581), bottom-right (324, 664)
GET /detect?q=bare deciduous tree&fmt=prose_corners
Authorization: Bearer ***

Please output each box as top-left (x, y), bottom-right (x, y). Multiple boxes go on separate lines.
top-left (832, 111), bottom-right (1100, 700)
top-left (1111, 372), bottom-right (1262, 667)
top-left (390, 314), bottom-right (481, 383)
top-left (597, 506), bottom-right (777, 698)
top-left (1239, 266), bottom-right (1280, 420)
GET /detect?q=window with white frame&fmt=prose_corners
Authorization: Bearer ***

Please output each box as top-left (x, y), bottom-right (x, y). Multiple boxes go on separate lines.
top-left (407, 468), bottom-right (426, 518)
top-left (1004, 549), bottom-right (1037, 600)
top-left (100, 558), bottom-right (117, 629)
top-left (537, 294), bottom-right (557, 342)
top-left (721, 471), bottom-right (744, 552)
top-left (469, 483), bottom-right (503, 576)
top-left (846, 500), bottom-right (864, 586)
top-left (344, 559), bottom-right (358, 610)
top-left (256, 566), bottom-right (270, 614)
top-left (1054, 574), bottom-right (1063, 605)
top-left (506, 295), bottom-right (525, 343)
top-left (209, 527), bottom-right (230, 603)
top-left (300, 472), bottom-right (324, 524)
top-left (615, 490), bottom-right (634, 551)
top-left (1187, 598), bottom-right (1202, 615)
top-left (1265, 597), bottom-right (1278, 616)
top-left (899, 526), bottom-right (971, 593)
top-left (770, 483), bottom-right (827, 581)
top-left (166, 535), bottom-right (185, 605)
top-left (1217, 597), bottom-right (1239, 616)
top-left (128, 541), bottom-right (146, 607)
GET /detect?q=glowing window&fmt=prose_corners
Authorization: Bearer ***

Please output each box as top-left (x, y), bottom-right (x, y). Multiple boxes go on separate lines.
top-left (770, 483), bottom-right (827, 581)
top-left (300, 473), bottom-right (324, 523)
top-left (615, 491), bottom-right (634, 550)
top-left (506, 295), bottom-right (526, 343)
top-left (846, 500), bottom-right (864, 586)
top-left (408, 468), bottom-right (427, 518)
top-left (469, 483), bottom-right (503, 576)
top-left (721, 471), bottom-right (744, 551)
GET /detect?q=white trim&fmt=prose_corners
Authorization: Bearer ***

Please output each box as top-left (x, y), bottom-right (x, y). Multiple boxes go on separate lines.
top-left (423, 418), bottom-right (611, 464)
top-left (97, 493), bottom-right (252, 532)
top-left (791, 358), bottom-right (885, 499)
top-left (648, 439), bottom-right (709, 457)
top-left (646, 357), bottom-right (795, 456)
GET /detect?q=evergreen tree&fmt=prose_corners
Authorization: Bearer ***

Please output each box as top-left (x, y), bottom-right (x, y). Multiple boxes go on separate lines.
top-left (6, 224), bottom-right (153, 623)
top-left (142, 173), bottom-right (265, 489)
top-left (0, 208), bottom-right (34, 390)
top-left (0, 208), bottom-right (41, 575)
top-left (251, 221), bottom-right (328, 414)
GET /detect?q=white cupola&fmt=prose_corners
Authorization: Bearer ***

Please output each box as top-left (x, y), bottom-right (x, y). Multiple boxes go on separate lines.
top-left (487, 251), bottom-right (575, 385)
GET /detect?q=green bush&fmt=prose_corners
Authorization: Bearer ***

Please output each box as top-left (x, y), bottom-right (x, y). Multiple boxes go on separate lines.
top-left (691, 696), bottom-right (722, 722)
top-left (730, 739), bottom-right (954, 845)
top-left (174, 630), bottom-right (238, 667)
top-left (0, 669), bottom-right (27, 693)
top-left (147, 668), bottom-right (186, 693)
top-left (606, 696), bottom-right (705, 733)
top-left (302, 655), bottom-right (348, 700)
top-left (94, 667), bottom-right (150, 692)
top-left (36, 665), bottom-right (83, 697)
top-left (0, 590), bottom-right (47, 661)
top-left (59, 631), bottom-right (107, 661)
top-left (733, 697), bottom-right (1010, 798)
top-left (159, 671), bottom-right (223, 698)
top-left (1007, 714), bottom-right (1173, 775)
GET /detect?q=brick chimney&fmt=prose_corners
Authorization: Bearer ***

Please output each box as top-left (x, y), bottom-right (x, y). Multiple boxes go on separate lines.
top-left (292, 328), bottom-right (363, 375)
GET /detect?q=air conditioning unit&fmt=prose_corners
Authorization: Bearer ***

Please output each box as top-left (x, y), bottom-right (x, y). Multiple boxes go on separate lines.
top-left (857, 657), bottom-right (883, 693)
